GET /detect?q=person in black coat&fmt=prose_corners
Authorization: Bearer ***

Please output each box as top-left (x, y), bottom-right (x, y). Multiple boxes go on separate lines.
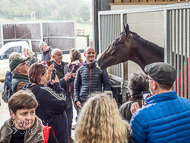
top-left (23, 63), bottom-right (69, 143)
top-left (74, 47), bottom-right (111, 107)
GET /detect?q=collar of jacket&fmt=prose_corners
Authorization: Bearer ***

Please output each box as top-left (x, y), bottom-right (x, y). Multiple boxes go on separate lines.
top-left (83, 60), bottom-right (97, 68)
top-left (147, 90), bottom-right (177, 104)
top-left (44, 46), bottom-right (51, 53)
top-left (52, 60), bottom-right (65, 67)
top-left (0, 116), bottom-right (44, 143)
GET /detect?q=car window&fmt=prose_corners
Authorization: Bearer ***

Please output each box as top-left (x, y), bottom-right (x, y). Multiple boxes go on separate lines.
top-left (4, 46), bottom-right (21, 59)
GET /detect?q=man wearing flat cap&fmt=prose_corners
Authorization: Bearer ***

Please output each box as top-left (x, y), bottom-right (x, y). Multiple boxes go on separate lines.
top-left (10, 57), bottom-right (29, 94)
top-left (130, 62), bottom-right (190, 143)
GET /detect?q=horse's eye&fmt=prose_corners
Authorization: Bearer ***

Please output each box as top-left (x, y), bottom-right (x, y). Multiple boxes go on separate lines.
top-left (113, 43), bottom-right (117, 46)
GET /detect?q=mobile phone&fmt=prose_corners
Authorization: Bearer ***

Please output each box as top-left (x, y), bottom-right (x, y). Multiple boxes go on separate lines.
top-left (46, 59), bottom-right (51, 67)
top-left (104, 91), bottom-right (113, 100)
top-left (52, 69), bottom-right (56, 81)
top-left (72, 64), bottom-right (79, 73)
top-left (142, 91), bottom-right (151, 106)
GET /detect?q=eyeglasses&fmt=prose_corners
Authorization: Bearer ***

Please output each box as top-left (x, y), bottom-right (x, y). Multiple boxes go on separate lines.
top-left (146, 77), bottom-right (153, 82)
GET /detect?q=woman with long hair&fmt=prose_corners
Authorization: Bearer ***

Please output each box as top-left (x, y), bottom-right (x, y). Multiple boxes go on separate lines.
top-left (75, 93), bottom-right (129, 143)
top-left (119, 73), bottom-right (149, 123)
top-left (69, 48), bottom-right (83, 66)
top-left (22, 47), bottom-right (38, 67)
top-left (69, 49), bottom-right (83, 108)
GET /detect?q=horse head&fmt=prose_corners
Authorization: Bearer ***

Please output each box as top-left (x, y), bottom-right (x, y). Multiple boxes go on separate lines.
top-left (98, 24), bottom-right (133, 70)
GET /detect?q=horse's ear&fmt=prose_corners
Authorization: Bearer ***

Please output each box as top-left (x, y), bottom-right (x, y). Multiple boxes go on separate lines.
top-left (123, 23), bottom-right (125, 31)
top-left (125, 24), bottom-right (130, 35)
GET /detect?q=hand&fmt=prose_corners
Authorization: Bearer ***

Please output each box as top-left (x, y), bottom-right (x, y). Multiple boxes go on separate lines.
top-left (131, 102), bottom-right (140, 115)
top-left (112, 98), bottom-right (118, 109)
top-left (64, 72), bottom-right (71, 81)
top-left (72, 72), bottom-right (77, 78)
top-left (76, 101), bottom-right (82, 108)
top-left (50, 74), bottom-right (59, 85)
top-left (48, 64), bottom-right (54, 74)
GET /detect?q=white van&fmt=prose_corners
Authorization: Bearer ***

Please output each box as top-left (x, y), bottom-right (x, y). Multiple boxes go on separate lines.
top-left (0, 40), bottom-right (32, 82)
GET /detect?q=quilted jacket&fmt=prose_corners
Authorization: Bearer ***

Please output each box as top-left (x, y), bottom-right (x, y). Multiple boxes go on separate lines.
top-left (74, 60), bottom-right (111, 104)
top-left (130, 90), bottom-right (190, 143)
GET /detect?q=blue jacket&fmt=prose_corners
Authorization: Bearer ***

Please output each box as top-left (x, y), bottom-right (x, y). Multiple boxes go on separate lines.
top-left (23, 82), bottom-right (69, 143)
top-left (5, 71), bottom-right (13, 98)
top-left (74, 60), bottom-right (111, 104)
top-left (130, 91), bottom-right (190, 143)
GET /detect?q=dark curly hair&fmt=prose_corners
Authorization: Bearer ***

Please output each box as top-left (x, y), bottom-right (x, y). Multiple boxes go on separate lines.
top-left (128, 73), bottom-right (149, 98)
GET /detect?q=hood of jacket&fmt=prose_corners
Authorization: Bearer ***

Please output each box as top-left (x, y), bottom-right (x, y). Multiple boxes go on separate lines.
top-left (0, 116), bottom-right (44, 143)
top-left (71, 60), bottom-right (80, 65)
top-left (23, 82), bottom-right (44, 95)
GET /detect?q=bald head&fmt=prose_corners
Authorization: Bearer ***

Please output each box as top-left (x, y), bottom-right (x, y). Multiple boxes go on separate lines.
top-left (84, 47), bottom-right (95, 53)
top-left (84, 47), bottom-right (96, 64)
top-left (51, 48), bottom-right (62, 56)
top-left (51, 48), bottom-right (63, 65)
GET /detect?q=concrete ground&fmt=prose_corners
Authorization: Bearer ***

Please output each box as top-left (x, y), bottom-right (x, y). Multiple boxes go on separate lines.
top-left (0, 82), bottom-right (76, 140)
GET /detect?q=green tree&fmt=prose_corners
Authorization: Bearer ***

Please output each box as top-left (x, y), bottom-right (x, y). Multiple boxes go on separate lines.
top-left (0, 0), bottom-right (30, 19)
top-left (77, 5), bottom-right (90, 22)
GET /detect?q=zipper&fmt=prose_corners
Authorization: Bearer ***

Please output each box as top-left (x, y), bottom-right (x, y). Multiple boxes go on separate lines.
top-left (89, 64), bottom-right (91, 96)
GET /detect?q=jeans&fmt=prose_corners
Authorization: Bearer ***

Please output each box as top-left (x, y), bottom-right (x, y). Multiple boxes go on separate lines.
top-left (66, 106), bottom-right (73, 137)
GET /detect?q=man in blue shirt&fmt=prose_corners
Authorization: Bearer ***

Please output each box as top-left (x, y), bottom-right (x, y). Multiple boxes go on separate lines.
top-left (130, 62), bottom-right (190, 143)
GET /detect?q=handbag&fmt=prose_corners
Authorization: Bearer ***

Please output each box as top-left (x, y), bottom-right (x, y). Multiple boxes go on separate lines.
top-left (2, 83), bottom-right (11, 103)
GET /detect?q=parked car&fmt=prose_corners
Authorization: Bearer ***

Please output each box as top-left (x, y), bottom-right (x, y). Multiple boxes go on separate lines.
top-left (0, 40), bottom-right (32, 82)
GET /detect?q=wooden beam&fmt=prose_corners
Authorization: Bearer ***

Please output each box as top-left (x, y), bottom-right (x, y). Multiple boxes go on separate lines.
top-left (110, 1), bottom-right (187, 5)
top-left (114, 0), bottom-right (122, 2)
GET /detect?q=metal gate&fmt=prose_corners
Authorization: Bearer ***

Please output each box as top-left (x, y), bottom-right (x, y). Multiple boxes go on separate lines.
top-left (98, 2), bottom-right (190, 102)
top-left (0, 21), bottom-right (76, 52)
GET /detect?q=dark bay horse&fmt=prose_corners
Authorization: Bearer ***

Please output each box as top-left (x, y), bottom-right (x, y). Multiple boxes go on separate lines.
top-left (98, 24), bottom-right (164, 72)
top-left (98, 24), bottom-right (188, 98)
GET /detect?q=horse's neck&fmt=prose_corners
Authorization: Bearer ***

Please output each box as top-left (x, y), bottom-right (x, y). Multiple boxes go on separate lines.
top-left (130, 45), bottom-right (164, 72)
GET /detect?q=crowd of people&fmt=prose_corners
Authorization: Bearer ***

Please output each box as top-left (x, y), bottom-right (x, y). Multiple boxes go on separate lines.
top-left (1, 41), bottom-right (190, 143)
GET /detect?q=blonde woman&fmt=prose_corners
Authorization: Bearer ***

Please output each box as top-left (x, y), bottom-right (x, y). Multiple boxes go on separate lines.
top-left (22, 47), bottom-right (38, 67)
top-left (75, 93), bottom-right (130, 143)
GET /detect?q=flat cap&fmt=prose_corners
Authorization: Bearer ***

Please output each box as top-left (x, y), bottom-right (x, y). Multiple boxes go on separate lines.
top-left (9, 57), bottom-right (29, 72)
top-left (144, 62), bottom-right (177, 85)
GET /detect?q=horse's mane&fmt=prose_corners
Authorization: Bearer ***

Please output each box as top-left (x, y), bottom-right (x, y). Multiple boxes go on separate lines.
top-left (130, 31), bottom-right (164, 58)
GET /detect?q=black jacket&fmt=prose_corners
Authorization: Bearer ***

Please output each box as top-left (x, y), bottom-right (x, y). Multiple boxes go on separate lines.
top-left (53, 60), bottom-right (74, 108)
top-left (74, 60), bottom-right (111, 104)
top-left (23, 82), bottom-right (68, 143)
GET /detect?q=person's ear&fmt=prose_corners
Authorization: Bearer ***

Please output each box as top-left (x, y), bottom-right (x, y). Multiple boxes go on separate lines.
top-left (84, 52), bottom-right (86, 57)
top-left (50, 55), bottom-right (53, 59)
top-left (10, 109), bottom-right (16, 120)
top-left (16, 67), bottom-right (21, 73)
top-left (153, 81), bottom-right (157, 89)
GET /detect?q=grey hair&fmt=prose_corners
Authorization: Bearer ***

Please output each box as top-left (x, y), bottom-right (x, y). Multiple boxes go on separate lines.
top-left (51, 48), bottom-right (62, 56)
top-left (128, 73), bottom-right (149, 97)
top-left (38, 41), bottom-right (47, 48)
